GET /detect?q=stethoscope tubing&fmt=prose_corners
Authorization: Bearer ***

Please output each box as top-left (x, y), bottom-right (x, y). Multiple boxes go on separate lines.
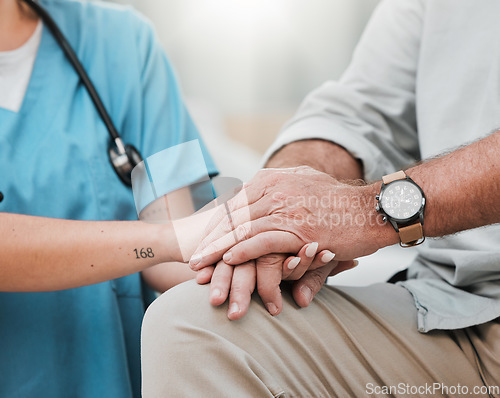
top-left (20, 0), bottom-right (143, 187)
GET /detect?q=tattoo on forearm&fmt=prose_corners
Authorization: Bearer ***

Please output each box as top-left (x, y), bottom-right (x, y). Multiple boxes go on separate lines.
top-left (133, 248), bottom-right (155, 259)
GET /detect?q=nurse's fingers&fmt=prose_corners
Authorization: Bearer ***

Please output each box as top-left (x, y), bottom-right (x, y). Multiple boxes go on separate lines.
top-left (255, 254), bottom-right (285, 316)
top-left (196, 205), bottom-right (255, 256)
top-left (192, 195), bottom-right (275, 266)
top-left (227, 261), bottom-right (257, 321)
top-left (282, 242), bottom-right (318, 281)
top-left (190, 216), bottom-right (284, 270)
top-left (208, 260), bottom-right (234, 307)
top-left (197, 204), bottom-right (239, 247)
top-left (197, 185), bottom-right (265, 244)
top-left (222, 231), bottom-right (304, 266)
top-left (287, 242), bottom-right (324, 281)
top-left (310, 250), bottom-right (336, 271)
top-left (282, 255), bottom-right (301, 280)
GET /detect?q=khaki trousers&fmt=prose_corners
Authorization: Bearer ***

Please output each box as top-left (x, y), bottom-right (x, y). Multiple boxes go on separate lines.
top-left (141, 280), bottom-right (500, 398)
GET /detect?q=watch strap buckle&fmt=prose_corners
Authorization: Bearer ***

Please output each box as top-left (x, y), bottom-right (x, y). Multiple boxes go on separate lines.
top-left (398, 223), bottom-right (425, 247)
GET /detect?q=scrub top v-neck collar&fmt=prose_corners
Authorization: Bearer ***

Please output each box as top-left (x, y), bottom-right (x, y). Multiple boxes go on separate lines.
top-left (0, 20), bottom-right (42, 112)
top-left (0, 22), bottom-right (71, 153)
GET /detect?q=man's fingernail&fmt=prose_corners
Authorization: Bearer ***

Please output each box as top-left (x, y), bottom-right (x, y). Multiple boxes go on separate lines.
top-left (211, 288), bottom-right (221, 300)
top-left (305, 242), bottom-right (319, 258)
top-left (228, 302), bottom-right (239, 316)
top-left (321, 251), bottom-right (335, 263)
top-left (266, 303), bottom-right (278, 315)
top-left (287, 257), bottom-right (301, 270)
top-left (300, 285), bottom-right (313, 304)
top-left (189, 253), bottom-right (202, 268)
top-left (223, 251), bottom-right (232, 263)
top-left (353, 260), bottom-right (360, 267)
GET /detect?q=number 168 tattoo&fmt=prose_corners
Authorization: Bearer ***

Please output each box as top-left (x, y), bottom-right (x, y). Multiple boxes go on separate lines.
top-left (133, 248), bottom-right (154, 259)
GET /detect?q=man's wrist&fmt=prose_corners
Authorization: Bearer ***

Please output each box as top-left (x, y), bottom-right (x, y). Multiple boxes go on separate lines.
top-left (361, 182), bottom-right (400, 249)
top-left (266, 140), bottom-right (363, 180)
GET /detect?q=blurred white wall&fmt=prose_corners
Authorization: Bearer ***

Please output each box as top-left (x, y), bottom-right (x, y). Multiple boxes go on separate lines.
top-left (109, 0), bottom-right (380, 180)
top-left (135, 0), bottom-right (378, 114)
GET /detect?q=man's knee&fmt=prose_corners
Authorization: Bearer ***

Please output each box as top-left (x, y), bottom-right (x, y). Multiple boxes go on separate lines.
top-left (142, 280), bottom-right (211, 335)
top-left (141, 281), bottom-right (215, 387)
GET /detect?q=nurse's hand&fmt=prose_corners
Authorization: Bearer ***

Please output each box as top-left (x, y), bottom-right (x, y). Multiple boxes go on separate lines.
top-left (196, 243), bottom-right (358, 319)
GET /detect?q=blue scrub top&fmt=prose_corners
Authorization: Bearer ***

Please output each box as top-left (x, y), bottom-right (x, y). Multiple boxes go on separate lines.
top-left (0, 0), bottom-right (217, 397)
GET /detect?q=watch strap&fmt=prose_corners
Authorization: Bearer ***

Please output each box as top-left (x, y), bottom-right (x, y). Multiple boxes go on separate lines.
top-left (398, 223), bottom-right (424, 246)
top-left (382, 170), bottom-right (406, 184)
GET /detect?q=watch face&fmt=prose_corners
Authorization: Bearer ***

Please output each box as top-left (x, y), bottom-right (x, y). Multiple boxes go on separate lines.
top-left (380, 180), bottom-right (423, 220)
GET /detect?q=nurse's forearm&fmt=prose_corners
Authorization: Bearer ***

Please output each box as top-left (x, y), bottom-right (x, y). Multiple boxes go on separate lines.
top-left (141, 262), bottom-right (197, 292)
top-left (0, 213), bottom-right (183, 292)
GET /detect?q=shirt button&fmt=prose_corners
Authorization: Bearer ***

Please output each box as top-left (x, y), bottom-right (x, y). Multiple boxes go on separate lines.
top-left (0, 192), bottom-right (3, 203)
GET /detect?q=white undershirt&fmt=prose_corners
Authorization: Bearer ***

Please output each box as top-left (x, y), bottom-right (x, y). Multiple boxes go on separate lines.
top-left (0, 20), bottom-right (43, 112)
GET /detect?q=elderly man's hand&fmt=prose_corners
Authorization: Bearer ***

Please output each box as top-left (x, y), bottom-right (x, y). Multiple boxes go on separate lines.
top-left (196, 243), bottom-right (359, 319)
top-left (190, 166), bottom-right (388, 270)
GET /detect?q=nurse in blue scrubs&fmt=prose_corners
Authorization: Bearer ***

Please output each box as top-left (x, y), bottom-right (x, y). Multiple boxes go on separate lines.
top-left (0, 0), bottom-right (217, 396)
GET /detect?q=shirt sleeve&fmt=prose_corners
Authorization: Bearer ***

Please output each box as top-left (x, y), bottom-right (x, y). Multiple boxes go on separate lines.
top-left (263, 0), bottom-right (425, 182)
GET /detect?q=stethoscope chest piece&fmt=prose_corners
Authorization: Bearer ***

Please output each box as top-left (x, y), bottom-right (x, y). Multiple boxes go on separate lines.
top-left (108, 138), bottom-right (143, 187)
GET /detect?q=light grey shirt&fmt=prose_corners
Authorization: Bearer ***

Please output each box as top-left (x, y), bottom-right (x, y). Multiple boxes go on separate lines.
top-left (264, 0), bottom-right (500, 332)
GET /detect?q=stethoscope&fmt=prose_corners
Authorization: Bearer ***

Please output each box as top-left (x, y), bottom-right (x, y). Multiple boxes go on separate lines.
top-left (21, 0), bottom-right (143, 187)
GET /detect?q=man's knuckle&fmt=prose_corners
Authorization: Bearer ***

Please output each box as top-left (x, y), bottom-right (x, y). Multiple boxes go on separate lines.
top-left (256, 259), bottom-right (275, 271)
top-left (226, 197), bottom-right (238, 212)
top-left (286, 207), bottom-right (302, 219)
top-left (235, 223), bottom-right (250, 241)
top-left (308, 270), bottom-right (327, 289)
top-left (266, 173), bottom-right (281, 186)
top-left (204, 242), bottom-right (219, 255)
top-left (271, 191), bottom-right (287, 204)
top-left (230, 284), bottom-right (250, 296)
top-left (217, 218), bottom-right (229, 233)
top-left (197, 239), bottom-right (207, 252)
top-left (258, 253), bottom-right (286, 266)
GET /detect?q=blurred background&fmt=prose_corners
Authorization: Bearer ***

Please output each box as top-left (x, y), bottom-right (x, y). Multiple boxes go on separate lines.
top-left (110, 0), bottom-right (417, 284)
top-left (111, 0), bottom-right (380, 182)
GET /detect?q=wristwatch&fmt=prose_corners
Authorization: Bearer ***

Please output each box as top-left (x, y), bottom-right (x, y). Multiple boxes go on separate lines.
top-left (375, 170), bottom-right (426, 247)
